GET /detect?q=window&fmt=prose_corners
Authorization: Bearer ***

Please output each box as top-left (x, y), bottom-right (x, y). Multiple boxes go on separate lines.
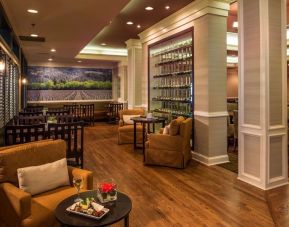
top-left (0, 47), bottom-right (20, 128)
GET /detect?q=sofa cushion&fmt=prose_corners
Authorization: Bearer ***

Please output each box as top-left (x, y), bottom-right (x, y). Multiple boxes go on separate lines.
top-left (18, 158), bottom-right (70, 195)
top-left (123, 115), bottom-right (140, 125)
top-left (170, 116), bottom-right (185, 136)
top-left (0, 140), bottom-right (66, 185)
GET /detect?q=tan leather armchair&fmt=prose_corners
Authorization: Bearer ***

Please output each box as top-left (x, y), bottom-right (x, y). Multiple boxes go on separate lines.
top-left (0, 140), bottom-right (93, 227)
top-left (118, 109), bottom-right (145, 144)
top-left (145, 118), bottom-right (192, 168)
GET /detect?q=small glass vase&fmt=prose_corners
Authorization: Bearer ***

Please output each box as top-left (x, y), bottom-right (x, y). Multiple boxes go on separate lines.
top-left (96, 178), bottom-right (117, 203)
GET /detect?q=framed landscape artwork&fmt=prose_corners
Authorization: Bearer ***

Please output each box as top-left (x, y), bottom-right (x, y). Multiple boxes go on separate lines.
top-left (27, 66), bottom-right (112, 102)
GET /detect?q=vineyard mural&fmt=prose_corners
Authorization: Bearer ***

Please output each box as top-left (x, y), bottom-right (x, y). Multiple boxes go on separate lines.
top-left (27, 66), bottom-right (112, 102)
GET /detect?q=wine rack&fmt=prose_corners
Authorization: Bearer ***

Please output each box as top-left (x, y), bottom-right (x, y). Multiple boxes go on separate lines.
top-left (148, 31), bottom-right (193, 119)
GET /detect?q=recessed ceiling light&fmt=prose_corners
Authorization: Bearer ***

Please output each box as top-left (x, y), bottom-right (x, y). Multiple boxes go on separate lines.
top-left (126, 21), bottom-right (134, 25)
top-left (137, 25), bottom-right (141, 29)
top-left (27, 9), bottom-right (38, 14)
top-left (233, 21), bottom-right (238, 28)
top-left (165, 6), bottom-right (170, 10)
top-left (48, 58), bottom-right (53, 61)
top-left (50, 49), bottom-right (56, 52)
top-left (101, 43), bottom-right (107, 46)
top-left (30, 34), bottom-right (38, 37)
top-left (77, 60), bottom-right (82, 63)
top-left (145, 6), bottom-right (154, 11)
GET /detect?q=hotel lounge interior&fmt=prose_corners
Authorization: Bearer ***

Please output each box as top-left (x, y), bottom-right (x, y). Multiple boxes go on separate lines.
top-left (1, 0), bottom-right (289, 226)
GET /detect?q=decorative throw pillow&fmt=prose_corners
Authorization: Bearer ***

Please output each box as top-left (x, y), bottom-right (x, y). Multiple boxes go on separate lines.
top-left (169, 116), bottom-right (185, 136)
top-left (163, 125), bottom-right (170, 135)
top-left (17, 158), bottom-right (70, 195)
top-left (123, 115), bottom-right (140, 125)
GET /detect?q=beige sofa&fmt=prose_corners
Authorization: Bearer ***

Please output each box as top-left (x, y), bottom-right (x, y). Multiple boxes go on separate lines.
top-left (0, 140), bottom-right (93, 227)
top-left (145, 117), bottom-right (193, 168)
top-left (118, 109), bottom-right (145, 144)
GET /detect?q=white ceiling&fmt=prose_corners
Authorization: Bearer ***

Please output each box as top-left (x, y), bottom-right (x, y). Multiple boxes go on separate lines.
top-left (1, 0), bottom-right (130, 67)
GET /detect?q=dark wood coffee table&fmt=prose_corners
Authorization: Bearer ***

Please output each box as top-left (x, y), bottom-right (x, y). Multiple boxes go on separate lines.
top-left (55, 191), bottom-right (132, 227)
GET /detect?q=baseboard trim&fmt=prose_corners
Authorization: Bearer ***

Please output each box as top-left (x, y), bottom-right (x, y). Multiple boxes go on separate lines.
top-left (191, 151), bottom-right (229, 166)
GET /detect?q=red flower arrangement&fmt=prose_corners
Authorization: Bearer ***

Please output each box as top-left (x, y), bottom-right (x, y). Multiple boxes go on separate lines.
top-left (97, 179), bottom-right (117, 203)
top-left (99, 182), bottom-right (116, 193)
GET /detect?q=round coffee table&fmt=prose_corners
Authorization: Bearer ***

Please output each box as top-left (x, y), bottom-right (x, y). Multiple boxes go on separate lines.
top-left (55, 191), bottom-right (132, 227)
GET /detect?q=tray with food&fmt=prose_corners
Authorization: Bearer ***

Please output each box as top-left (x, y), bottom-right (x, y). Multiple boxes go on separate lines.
top-left (66, 197), bottom-right (109, 220)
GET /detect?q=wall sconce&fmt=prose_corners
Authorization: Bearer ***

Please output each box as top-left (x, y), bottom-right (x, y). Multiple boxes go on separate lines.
top-left (22, 78), bottom-right (27, 84)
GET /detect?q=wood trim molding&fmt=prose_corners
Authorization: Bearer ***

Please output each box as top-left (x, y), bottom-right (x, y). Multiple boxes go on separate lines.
top-left (194, 111), bottom-right (228, 117)
top-left (191, 151), bottom-right (229, 166)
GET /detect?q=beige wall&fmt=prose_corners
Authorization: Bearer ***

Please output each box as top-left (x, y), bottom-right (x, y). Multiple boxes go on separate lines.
top-left (227, 67), bottom-right (238, 98)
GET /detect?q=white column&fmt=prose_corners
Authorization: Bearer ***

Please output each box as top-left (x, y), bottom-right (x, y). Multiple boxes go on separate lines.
top-left (192, 4), bottom-right (230, 165)
top-left (117, 62), bottom-right (128, 103)
top-left (238, 0), bottom-right (288, 189)
top-left (126, 39), bottom-right (143, 109)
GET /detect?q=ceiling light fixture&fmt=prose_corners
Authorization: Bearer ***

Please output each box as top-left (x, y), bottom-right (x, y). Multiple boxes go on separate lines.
top-left (126, 21), bottom-right (133, 25)
top-left (30, 34), bottom-right (38, 37)
top-left (145, 6), bottom-right (154, 11)
top-left (165, 6), bottom-right (170, 10)
top-left (27, 9), bottom-right (38, 14)
top-left (101, 43), bottom-right (107, 46)
top-left (51, 49), bottom-right (56, 52)
top-left (77, 60), bottom-right (82, 63)
top-left (137, 25), bottom-right (141, 29)
top-left (48, 58), bottom-right (53, 61)
top-left (233, 21), bottom-right (238, 28)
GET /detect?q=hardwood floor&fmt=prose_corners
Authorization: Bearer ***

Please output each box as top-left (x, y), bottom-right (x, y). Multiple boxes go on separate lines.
top-left (83, 123), bottom-right (274, 227)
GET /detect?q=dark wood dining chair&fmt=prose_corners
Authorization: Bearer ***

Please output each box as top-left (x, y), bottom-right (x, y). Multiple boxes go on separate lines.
top-left (106, 102), bottom-right (124, 123)
top-left (56, 115), bottom-right (76, 123)
top-left (46, 110), bottom-right (69, 116)
top-left (80, 104), bottom-right (94, 125)
top-left (24, 106), bottom-right (44, 112)
top-left (64, 105), bottom-right (80, 118)
top-left (17, 115), bottom-right (47, 125)
top-left (19, 111), bottom-right (43, 117)
top-left (47, 122), bottom-right (84, 168)
top-left (5, 124), bottom-right (46, 146)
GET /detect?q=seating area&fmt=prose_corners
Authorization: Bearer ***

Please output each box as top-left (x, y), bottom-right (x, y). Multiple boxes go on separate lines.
top-left (0, 0), bottom-right (289, 226)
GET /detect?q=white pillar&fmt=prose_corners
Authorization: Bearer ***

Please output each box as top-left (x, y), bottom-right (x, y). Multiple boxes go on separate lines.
top-left (126, 39), bottom-right (143, 109)
top-left (238, 0), bottom-right (288, 189)
top-left (192, 3), bottom-right (230, 165)
top-left (117, 62), bottom-right (128, 103)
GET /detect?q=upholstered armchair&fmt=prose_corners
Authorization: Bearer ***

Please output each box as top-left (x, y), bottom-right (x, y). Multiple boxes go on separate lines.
top-left (145, 117), bottom-right (192, 168)
top-left (0, 140), bottom-right (93, 227)
top-left (118, 109), bottom-right (145, 144)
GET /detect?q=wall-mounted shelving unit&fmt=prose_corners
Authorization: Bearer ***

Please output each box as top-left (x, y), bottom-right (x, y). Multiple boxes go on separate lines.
top-left (148, 30), bottom-right (194, 120)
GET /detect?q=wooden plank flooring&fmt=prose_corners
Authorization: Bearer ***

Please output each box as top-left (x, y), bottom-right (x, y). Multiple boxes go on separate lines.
top-left (83, 123), bottom-right (274, 227)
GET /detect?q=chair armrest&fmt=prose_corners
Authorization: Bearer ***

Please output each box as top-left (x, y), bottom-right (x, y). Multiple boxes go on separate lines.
top-left (119, 120), bottom-right (124, 127)
top-left (68, 166), bottom-right (93, 190)
top-left (0, 183), bottom-right (31, 224)
top-left (147, 134), bottom-right (183, 151)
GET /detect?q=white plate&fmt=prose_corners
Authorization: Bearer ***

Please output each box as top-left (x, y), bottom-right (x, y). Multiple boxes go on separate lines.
top-left (66, 205), bottom-right (110, 220)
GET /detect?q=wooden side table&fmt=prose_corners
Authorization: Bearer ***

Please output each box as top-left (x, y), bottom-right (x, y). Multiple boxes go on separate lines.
top-left (55, 191), bottom-right (132, 227)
